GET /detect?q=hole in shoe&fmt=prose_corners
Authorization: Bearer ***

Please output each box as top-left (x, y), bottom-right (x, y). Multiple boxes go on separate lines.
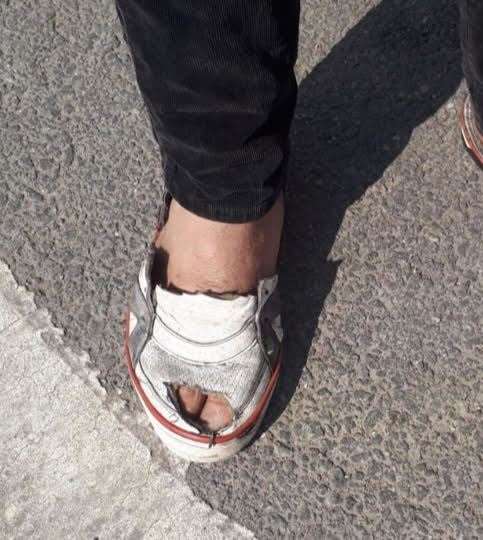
top-left (174, 385), bottom-right (234, 432)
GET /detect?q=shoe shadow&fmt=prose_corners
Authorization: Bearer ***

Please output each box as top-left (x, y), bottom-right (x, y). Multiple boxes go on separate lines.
top-left (188, 0), bottom-right (462, 526)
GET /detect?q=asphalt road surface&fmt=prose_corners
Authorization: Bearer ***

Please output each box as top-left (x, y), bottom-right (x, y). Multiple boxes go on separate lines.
top-left (1, 0), bottom-right (481, 537)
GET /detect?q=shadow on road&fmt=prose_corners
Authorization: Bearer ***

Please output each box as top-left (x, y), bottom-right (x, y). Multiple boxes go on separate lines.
top-left (262, 0), bottom-right (462, 431)
top-left (187, 0), bottom-right (463, 530)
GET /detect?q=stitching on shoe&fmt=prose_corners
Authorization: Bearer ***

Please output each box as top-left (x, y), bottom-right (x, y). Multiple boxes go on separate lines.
top-left (150, 333), bottom-right (259, 367)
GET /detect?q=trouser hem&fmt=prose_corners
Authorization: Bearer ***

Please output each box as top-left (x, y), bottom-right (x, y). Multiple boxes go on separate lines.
top-left (166, 172), bottom-right (286, 224)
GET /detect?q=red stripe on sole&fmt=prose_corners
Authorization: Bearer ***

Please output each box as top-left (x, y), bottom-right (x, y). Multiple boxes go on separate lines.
top-left (460, 98), bottom-right (483, 170)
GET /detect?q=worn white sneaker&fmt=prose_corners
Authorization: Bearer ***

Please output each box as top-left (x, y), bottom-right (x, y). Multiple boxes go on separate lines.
top-left (124, 235), bottom-right (283, 462)
top-left (460, 94), bottom-right (483, 169)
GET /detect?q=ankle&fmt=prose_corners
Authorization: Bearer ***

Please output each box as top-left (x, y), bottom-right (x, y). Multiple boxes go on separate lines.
top-left (154, 195), bottom-right (284, 294)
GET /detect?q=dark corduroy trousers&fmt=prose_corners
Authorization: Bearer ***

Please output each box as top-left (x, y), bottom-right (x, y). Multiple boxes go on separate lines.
top-left (116, 0), bottom-right (482, 223)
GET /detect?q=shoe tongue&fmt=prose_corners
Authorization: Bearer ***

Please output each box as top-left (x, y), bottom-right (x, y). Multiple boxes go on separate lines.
top-left (154, 285), bottom-right (257, 342)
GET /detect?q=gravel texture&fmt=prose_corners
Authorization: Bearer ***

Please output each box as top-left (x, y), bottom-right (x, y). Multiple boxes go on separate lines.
top-left (1, 0), bottom-right (482, 537)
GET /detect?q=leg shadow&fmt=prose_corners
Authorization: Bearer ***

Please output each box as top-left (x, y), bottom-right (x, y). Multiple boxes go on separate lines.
top-left (266, 0), bottom-right (462, 428)
top-left (188, 0), bottom-right (462, 531)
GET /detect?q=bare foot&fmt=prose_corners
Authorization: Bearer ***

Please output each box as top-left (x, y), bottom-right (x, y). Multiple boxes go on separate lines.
top-left (154, 194), bottom-right (284, 431)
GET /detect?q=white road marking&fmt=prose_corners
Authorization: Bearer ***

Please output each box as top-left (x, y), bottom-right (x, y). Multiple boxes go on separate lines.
top-left (0, 261), bottom-right (253, 540)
